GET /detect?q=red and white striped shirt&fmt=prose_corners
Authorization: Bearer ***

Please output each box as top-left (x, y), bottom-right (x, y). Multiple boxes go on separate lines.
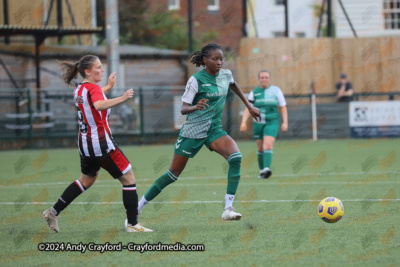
top-left (73, 83), bottom-right (116, 157)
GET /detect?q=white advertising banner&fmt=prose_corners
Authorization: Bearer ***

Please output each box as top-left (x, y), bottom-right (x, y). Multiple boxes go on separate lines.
top-left (349, 101), bottom-right (400, 137)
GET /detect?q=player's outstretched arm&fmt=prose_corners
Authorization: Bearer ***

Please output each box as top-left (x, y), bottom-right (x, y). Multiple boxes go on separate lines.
top-left (240, 108), bottom-right (250, 132)
top-left (102, 72), bottom-right (117, 93)
top-left (229, 82), bottom-right (261, 122)
top-left (94, 89), bottom-right (134, 111)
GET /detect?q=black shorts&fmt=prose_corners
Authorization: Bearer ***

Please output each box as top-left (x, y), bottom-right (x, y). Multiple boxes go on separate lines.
top-left (80, 147), bottom-right (131, 178)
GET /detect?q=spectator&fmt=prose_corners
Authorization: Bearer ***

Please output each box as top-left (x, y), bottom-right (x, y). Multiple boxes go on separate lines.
top-left (336, 73), bottom-right (353, 102)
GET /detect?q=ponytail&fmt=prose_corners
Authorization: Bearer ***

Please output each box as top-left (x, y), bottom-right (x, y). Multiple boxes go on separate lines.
top-left (59, 61), bottom-right (79, 86)
top-left (59, 55), bottom-right (99, 86)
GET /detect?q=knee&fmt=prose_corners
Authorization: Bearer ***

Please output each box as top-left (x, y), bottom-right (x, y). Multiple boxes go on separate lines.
top-left (263, 143), bottom-right (274, 150)
top-left (80, 177), bottom-right (96, 189)
top-left (119, 170), bottom-right (136, 185)
top-left (228, 152), bottom-right (242, 166)
top-left (169, 167), bottom-right (183, 177)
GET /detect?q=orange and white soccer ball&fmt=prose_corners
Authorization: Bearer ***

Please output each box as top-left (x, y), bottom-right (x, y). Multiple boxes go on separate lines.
top-left (318, 197), bottom-right (344, 223)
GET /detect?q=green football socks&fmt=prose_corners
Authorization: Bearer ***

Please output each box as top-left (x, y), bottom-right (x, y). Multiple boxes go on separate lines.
top-left (144, 170), bottom-right (178, 201)
top-left (226, 152), bottom-right (242, 195)
top-left (263, 150), bottom-right (273, 168)
top-left (257, 150), bottom-right (264, 170)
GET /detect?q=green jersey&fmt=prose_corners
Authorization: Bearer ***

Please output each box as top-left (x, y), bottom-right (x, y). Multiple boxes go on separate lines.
top-left (248, 85), bottom-right (286, 123)
top-left (180, 69), bottom-right (235, 139)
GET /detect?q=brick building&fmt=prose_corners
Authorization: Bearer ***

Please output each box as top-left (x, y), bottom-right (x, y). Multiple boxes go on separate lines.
top-left (148, 0), bottom-right (244, 54)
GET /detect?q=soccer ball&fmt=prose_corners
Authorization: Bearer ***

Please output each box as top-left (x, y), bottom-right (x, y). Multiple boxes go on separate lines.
top-left (318, 197), bottom-right (344, 223)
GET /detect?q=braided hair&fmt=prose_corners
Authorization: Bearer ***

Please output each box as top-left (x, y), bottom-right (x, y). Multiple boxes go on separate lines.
top-left (190, 43), bottom-right (222, 67)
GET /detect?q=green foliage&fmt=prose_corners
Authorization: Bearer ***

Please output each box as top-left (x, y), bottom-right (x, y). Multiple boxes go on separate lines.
top-left (311, 3), bottom-right (336, 37)
top-left (95, 0), bottom-right (214, 51)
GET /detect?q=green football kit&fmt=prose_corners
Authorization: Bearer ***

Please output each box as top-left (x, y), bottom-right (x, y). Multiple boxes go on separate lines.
top-left (174, 68), bottom-right (235, 158)
top-left (141, 69), bottom-right (243, 207)
top-left (248, 85), bottom-right (286, 139)
top-left (248, 85), bottom-right (286, 173)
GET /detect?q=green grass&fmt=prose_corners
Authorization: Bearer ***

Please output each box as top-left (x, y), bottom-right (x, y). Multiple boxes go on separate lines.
top-left (1, 138), bottom-right (400, 266)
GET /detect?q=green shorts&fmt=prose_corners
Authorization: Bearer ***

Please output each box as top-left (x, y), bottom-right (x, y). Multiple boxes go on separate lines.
top-left (253, 121), bottom-right (279, 139)
top-left (173, 128), bottom-right (227, 158)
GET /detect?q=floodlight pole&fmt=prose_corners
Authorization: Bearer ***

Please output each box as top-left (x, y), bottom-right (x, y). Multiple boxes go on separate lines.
top-left (242, 0), bottom-right (247, 36)
top-left (188, 0), bottom-right (193, 53)
top-left (284, 0), bottom-right (289, 37)
top-left (3, 0), bottom-right (9, 44)
top-left (327, 0), bottom-right (332, 37)
top-left (91, 0), bottom-right (98, 46)
top-left (57, 0), bottom-right (63, 43)
top-left (105, 0), bottom-right (120, 89)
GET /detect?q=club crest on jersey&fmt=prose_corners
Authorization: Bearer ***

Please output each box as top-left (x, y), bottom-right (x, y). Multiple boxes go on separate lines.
top-left (76, 96), bottom-right (84, 104)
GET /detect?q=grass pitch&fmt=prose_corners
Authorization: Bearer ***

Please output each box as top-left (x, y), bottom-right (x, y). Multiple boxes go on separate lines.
top-left (0, 138), bottom-right (399, 266)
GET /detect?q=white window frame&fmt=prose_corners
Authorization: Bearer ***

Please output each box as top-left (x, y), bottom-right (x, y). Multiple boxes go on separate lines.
top-left (169, 0), bottom-right (180, 11)
top-left (383, 0), bottom-right (400, 29)
top-left (208, 0), bottom-right (219, 11)
top-left (273, 31), bottom-right (285, 37)
top-left (295, 32), bottom-right (306, 38)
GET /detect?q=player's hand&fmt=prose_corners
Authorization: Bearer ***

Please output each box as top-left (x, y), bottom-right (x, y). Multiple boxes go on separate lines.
top-left (195, 99), bottom-right (209, 110)
top-left (249, 106), bottom-right (261, 122)
top-left (107, 72), bottom-right (117, 88)
top-left (281, 122), bottom-right (288, 132)
top-left (240, 123), bottom-right (247, 132)
top-left (123, 89), bottom-right (134, 101)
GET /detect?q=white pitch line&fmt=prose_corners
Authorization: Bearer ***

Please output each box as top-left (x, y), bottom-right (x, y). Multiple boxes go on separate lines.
top-left (1, 199), bottom-right (400, 205)
top-left (1, 170), bottom-right (399, 188)
top-left (2, 180), bottom-right (400, 189)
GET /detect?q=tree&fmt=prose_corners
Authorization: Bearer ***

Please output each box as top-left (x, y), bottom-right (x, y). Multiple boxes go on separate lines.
top-left (96, 0), bottom-right (213, 51)
top-left (311, 3), bottom-right (336, 37)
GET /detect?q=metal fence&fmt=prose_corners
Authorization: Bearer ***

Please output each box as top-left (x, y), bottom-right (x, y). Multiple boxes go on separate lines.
top-left (1, 87), bottom-right (400, 150)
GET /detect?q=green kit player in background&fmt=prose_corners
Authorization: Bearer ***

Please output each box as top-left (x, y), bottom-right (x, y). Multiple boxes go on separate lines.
top-left (240, 70), bottom-right (288, 179)
top-left (138, 43), bottom-right (261, 221)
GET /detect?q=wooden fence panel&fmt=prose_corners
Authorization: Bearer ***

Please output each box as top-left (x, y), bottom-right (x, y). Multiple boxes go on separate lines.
top-left (236, 37), bottom-right (400, 96)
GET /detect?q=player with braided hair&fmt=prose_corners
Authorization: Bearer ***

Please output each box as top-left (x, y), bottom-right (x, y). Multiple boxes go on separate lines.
top-left (138, 43), bottom-right (261, 221)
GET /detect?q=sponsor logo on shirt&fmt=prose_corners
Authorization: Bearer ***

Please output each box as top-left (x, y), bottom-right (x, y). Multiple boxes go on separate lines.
top-left (254, 93), bottom-right (262, 96)
top-left (206, 91), bottom-right (228, 97)
top-left (255, 99), bottom-right (278, 105)
top-left (202, 84), bottom-right (212, 87)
